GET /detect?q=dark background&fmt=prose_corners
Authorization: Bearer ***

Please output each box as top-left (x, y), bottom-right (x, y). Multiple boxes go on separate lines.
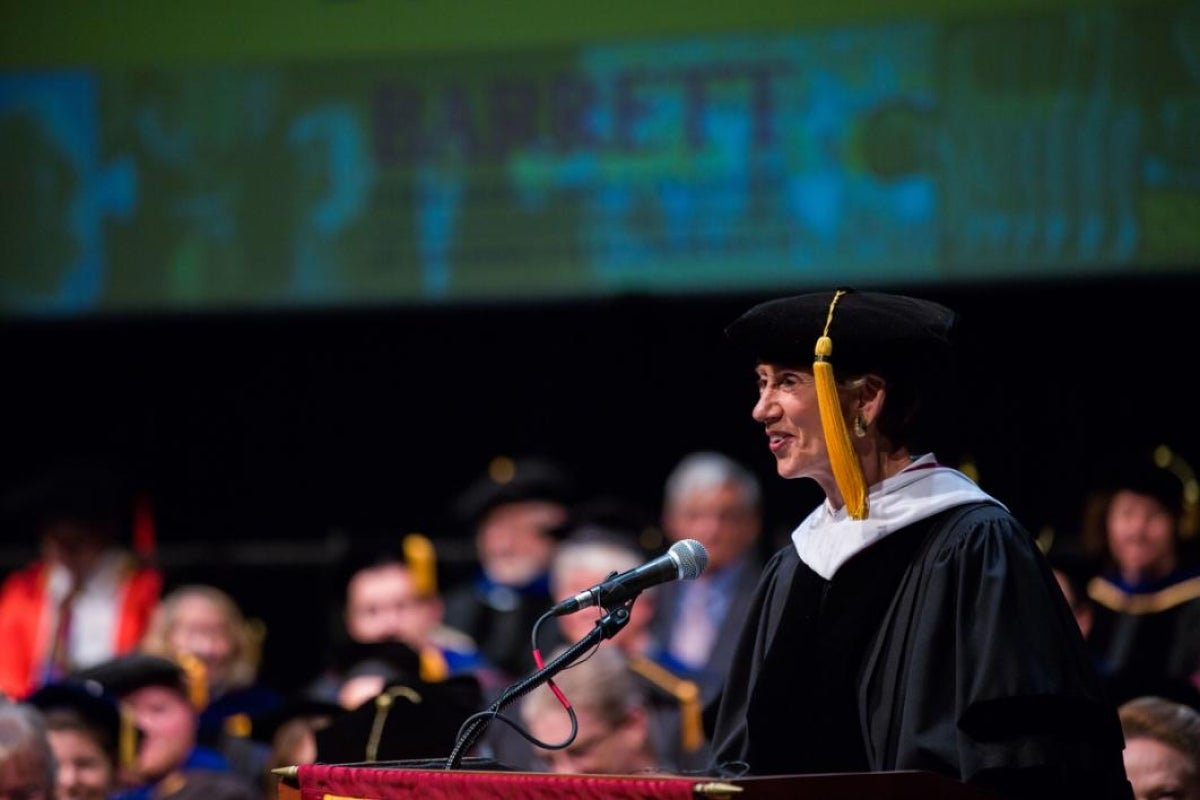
top-left (3, 272), bottom-right (1196, 691)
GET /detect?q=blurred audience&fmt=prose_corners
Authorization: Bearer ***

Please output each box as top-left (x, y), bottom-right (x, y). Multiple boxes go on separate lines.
top-left (139, 584), bottom-right (282, 790)
top-left (520, 645), bottom-right (665, 775)
top-left (549, 531), bottom-right (709, 773)
top-left (246, 699), bottom-right (342, 800)
top-left (342, 535), bottom-right (486, 680)
top-left (551, 536), bottom-right (661, 658)
top-left (74, 653), bottom-right (262, 800)
top-left (0, 463), bottom-right (161, 701)
top-left (326, 640), bottom-right (427, 711)
top-left (27, 680), bottom-right (123, 800)
top-left (1082, 446), bottom-right (1200, 709)
top-left (649, 452), bottom-right (764, 704)
top-left (308, 640), bottom-right (482, 765)
top-left (442, 456), bottom-right (575, 681)
top-left (18, 443), bottom-right (1200, 786)
top-left (1119, 695), bottom-right (1200, 800)
top-left (0, 702), bottom-right (54, 800)
top-left (306, 534), bottom-right (492, 704)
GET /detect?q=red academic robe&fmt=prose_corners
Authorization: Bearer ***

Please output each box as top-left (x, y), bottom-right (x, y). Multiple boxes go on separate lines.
top-left (0, 557), bottom-right (162, 700)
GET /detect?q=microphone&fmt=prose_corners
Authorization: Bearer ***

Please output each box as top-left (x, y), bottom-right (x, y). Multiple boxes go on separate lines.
top-left (550, 539), bottom-right (709, 616)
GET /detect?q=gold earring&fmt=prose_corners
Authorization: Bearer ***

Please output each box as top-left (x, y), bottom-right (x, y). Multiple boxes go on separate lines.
top-left (853, 414), bottom-right (868, 438)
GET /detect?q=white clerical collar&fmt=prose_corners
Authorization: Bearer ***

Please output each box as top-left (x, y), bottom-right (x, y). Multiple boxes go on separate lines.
top-left (791, 453), bottom-right (1002, 580)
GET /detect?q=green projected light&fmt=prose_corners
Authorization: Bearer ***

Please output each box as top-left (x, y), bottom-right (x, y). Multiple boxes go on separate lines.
top-left (0, 0), bottom-right (1197, 316)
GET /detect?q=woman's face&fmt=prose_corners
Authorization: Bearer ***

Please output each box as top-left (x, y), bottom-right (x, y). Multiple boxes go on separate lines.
top-left (167, 594), bottom-right (236, 688)
top-left (47, 728), bottom-right (114, 800)
top-left (752, 364), bottom-right (831, 481)
top-left (1107, 489), bottom-right (1177, 583)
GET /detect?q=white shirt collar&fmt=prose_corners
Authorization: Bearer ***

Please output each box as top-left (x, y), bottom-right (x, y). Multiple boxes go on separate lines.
top-left (792, 453), bottom-right (1002, 580)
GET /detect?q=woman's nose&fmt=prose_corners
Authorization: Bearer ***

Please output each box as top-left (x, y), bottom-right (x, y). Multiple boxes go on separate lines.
top-left (752, 391), bottom-right (775, 423)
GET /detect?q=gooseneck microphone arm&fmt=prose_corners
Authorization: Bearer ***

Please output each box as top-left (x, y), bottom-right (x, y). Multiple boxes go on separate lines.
top-left (443, 605), bottom-right (631, 770)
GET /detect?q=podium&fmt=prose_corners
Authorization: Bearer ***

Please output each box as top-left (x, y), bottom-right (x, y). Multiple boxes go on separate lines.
top-left (274, 762), bottom-right (999, 800)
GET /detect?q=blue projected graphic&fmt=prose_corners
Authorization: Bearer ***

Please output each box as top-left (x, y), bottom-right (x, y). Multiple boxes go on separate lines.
top-left (0, 72), bottom-right (135, 312)
top-left (1, 2), bottom-right (1197, 316)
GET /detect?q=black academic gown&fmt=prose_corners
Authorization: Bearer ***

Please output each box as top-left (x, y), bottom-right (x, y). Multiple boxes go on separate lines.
top-left (1087, 569), bottom-right (1200, 711)
top-left (709, 502), bottom-right (1132, 799)
top-left (443, 572), bottom-right (560, 681)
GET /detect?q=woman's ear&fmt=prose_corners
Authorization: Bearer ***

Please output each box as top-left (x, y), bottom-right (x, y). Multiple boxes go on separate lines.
top-left (857, 375), bottom-right (886, 423)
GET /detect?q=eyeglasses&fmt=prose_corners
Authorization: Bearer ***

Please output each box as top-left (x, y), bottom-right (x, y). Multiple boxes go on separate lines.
top-left (552, 728), bottom-right (615, 763)
top-left (542, 715), bottom-right (630, 770)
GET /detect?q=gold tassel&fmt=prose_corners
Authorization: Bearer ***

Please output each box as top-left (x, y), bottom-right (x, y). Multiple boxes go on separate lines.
top-left (175, 652), bottom-right (209, 711)
top-left (418, 645), bottom-right (449, 683)
top-left (402, 533), bottom-right (437, 598)
top-left (814, 290), bottom-right (868, 519)
top-left (223, 712), bottom-right (252, 738)
top-left (628, 656), bottom-right (705, 753)
top-left (119, 706), bottom-right (138, 771)
top-left (675, 680), bottom-right (704, 754)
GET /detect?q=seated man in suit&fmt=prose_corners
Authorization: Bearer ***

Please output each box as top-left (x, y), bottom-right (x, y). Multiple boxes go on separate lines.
top-left (649, 452), bottom-right (765, 705)
top-left (550, 532), bottom-right (709, 773)
top-left (519, 645), bottom-right (664, 776)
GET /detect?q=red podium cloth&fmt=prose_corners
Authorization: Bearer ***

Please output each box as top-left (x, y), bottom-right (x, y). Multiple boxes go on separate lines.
top-left (295, 764), bottom-right (699, 800)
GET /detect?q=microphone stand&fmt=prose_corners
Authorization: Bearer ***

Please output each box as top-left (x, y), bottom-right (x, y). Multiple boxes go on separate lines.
top-left (444, 604), bottom-right (631, 770)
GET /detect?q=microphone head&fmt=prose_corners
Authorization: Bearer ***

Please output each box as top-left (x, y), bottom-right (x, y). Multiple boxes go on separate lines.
top-left (668, 539), bottom-right (709, 580)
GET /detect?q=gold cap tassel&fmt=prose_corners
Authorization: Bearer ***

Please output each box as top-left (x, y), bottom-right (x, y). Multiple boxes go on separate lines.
top-left (814, 290), bottom-right (869, 519)
top-left (403, 533), bottom-right (437, 598)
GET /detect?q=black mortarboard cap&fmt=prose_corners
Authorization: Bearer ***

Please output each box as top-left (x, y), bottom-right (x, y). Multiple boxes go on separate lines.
top-left (1099, 447), bottom-right (1187, 516)
top-left (313, 673), bottom-right (483, 764)
top-left (30, 677), bottom-right (141, 770)
top-left (726, 288), bottom-right (959, 519)
top-left (73, 654), bottom-right (192, 702)
top-left (1093, 444), bottom-right (1199, 538)
top-left (724, 288), bottom-right (958, 379)
top-left (27, 680), bottom-right (122, 746)
top-left (237, 697), bottom-right (345, 745)
top-left (453, 456), bottom-right (576, 531)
